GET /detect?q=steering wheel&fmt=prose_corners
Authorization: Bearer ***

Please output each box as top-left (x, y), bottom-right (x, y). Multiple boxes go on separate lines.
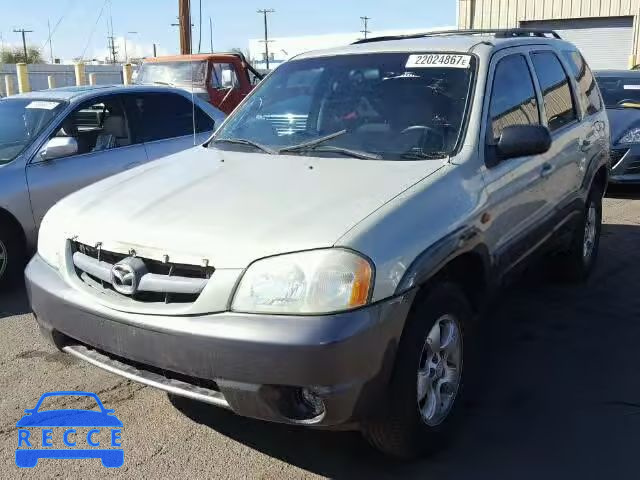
top-left (617, 99), bottom-right (638, 106)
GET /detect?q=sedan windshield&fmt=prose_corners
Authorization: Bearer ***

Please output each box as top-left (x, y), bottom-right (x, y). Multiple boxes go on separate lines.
top-left (0, 98), bottom-right (65, 165)
top-left (136, 61), bottom-right (207, 86)
top-left (212, 53), bottom-right (476, 160)
top-left (596, 75), bottom-right (640, 108)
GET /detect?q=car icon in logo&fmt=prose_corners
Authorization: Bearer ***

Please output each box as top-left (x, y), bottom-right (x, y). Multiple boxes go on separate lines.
top-left (16, 391), bottom-right (124, 468)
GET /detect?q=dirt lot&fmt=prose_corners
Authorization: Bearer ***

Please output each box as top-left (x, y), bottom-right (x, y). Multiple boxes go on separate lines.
top-left (1, 189), bottom-right (640, 479)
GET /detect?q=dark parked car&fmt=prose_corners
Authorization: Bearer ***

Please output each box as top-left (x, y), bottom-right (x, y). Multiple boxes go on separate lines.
top-left (595, 70), bottom-right (640, 183)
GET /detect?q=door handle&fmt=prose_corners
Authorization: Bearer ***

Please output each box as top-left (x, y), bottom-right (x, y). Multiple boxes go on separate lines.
top-left (540, 163), bottom-right (554, 178)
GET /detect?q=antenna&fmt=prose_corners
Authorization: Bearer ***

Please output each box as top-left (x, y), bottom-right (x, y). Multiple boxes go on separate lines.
top-left (189, 1), bottom-right (196, 147)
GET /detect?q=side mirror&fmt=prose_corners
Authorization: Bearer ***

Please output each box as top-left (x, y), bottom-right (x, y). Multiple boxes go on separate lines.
top-left (496, 125), bottom-right (552, 161)
top-left (38, 136), bottom-right (78, 162)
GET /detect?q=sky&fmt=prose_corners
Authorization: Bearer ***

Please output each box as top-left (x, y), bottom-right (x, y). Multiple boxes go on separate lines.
top-left (0, 0), bottom-right (457, 62)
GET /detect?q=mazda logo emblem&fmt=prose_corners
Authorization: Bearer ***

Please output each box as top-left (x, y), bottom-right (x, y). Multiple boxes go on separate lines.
top-left (110, 258), bottom-right (145, 295)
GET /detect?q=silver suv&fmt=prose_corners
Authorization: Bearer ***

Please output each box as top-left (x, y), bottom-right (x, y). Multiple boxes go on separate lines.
top-left (26, 29), bottom-right (609, 458)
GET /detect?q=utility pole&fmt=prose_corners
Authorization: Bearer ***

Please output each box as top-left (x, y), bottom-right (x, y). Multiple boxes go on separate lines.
top-left (153, 43), bottom-right (157, 57)
top-left (124, 31), bottom-right (137, 63)
top-left (13, 29), bottom-right (33, 63)
top-left (107, 36), bottom-right (118, 63)
top-left (178, 0), bottom-right (192, 55)
top-left (209, 17), bottom-right (213, 53)
top-left (360, 16), bottom-right (371, 39)
top-left (47, 20), bottom-right (54, 64)
top-left (257, 9), bottom-right (274, 70)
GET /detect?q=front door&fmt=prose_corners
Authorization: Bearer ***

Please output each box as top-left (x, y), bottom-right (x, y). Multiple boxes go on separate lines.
top-left (209, 62), bottom-right (244, 114)
top-left (26, 94), bottom-right (148, 226)
top-left (480, 49), bottom-right (554, 274)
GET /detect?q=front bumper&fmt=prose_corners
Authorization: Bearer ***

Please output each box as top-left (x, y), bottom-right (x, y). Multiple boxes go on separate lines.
top-left (25, 255), bottom-right (414, 428)
top-left (610, 146), bottom-right (640, 183)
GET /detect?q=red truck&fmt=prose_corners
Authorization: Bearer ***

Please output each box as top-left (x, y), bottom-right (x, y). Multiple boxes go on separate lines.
top-left (136, 52), bottom-right (264, 114)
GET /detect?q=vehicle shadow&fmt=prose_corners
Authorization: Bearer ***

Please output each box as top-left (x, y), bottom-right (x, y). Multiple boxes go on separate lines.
top-left (0, 278), bottom-right (30, 319)
top-left (171, 224), bottom-right (640, 479)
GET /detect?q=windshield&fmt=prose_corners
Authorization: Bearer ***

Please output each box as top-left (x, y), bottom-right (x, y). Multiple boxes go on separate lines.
top-left (213, 53), bottom-right (476, 160)
top-left (0, 98), bottom-right (65, 165)
top-left (596, 75), bottom-right (640, 108)
top-left (136, 61), bottom-right (207, 85)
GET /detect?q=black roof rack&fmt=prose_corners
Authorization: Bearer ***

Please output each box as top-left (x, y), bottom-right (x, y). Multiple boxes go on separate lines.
top-left (352, 28), bottom-right (561, 45)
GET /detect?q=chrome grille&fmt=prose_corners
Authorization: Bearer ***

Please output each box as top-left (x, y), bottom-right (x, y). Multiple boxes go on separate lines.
top-left (71, 241), bottom-right (213, 304)
top-left (260, 114), bottom-right (308, 136)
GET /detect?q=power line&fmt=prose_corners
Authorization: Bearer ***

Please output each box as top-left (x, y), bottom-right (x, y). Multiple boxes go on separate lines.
top-left (257, 9), bottom-right (275, 70)
top-left (80, 0), bottom-right (108, 61)
top-left (360, 16), bottom-right (371, 39)
top-left (41, 0), bottom-right (76, 59)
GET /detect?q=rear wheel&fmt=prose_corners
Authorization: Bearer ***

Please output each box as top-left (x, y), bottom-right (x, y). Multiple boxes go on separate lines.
top-left (0, 221), bottom-right (25, 290)
top-left (555, 184), bottom-right (603, 282)
top-left (362, 283), bottom-right (472, 458)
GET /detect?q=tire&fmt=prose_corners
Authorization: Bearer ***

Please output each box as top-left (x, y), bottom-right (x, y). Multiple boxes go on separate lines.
top-left (362, 283), bottom-right (472, 458)
top-left (0, 221), bottom-right (26, 290)
top-left (555, 184), bottom-right (603, 283)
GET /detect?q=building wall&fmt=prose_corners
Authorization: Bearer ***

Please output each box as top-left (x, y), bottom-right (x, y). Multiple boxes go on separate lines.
top-left (458, 0), bottom-right (640, 63)
top-left (0, 64), bottom-right (123, 96)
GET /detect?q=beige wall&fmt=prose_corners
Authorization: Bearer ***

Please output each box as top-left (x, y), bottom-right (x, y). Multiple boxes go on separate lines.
top-left (458, 0), bottom-right (640, 63)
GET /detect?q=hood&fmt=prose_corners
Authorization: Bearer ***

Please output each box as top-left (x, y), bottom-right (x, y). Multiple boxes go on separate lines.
top-left (606, 107), bottom-right (640, 144)
top-left (16, 410), bottom-right (123, 427)
top-left (57, 147), bottom-right (442, 268)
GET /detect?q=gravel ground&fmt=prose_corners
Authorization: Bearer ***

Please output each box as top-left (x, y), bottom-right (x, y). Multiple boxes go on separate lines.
top-left (1, 189), bottom-right (640, 479)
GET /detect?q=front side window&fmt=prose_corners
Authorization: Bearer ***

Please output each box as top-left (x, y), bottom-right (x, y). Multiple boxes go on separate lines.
top-left (0, 99), bottom-right (65, 164)
top-left (211, 63), bottom-right (238, 89)
top-left (562, 50), bottom-right (603, 115)
top-left (489, 54), bottom-right (540, 141)
top-left (531, 51), bottom-right (578, 132)
top-left (128, 93), bottom-right (213, 142)
top-left (213, 53), bottom-right (476, 160)
top-left (52, 97), bottom-right (132, 156)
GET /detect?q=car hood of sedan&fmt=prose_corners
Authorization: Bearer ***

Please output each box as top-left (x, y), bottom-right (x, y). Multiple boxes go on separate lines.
top-left (606, 107), bottom-right (640, 143)
top-left (55, 146), bottom-right (442, 268)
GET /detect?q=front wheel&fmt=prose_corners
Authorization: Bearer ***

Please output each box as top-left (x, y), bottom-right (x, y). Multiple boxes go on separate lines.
top-left (362, 283), bottom-right (472, 458)
top-left (0, 223), bottom-right (25, 290)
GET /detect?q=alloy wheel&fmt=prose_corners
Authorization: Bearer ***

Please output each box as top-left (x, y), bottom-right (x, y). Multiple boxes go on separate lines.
top-left (0, 238), bottom-right (7, 279)
top-left (583, 202), bottom-right (597, 262)
top-left (416, 314), bottom-right (462, 426)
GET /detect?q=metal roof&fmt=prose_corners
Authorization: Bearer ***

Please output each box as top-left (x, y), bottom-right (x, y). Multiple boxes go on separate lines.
top-left (293, 32), bottom-right (576, 61)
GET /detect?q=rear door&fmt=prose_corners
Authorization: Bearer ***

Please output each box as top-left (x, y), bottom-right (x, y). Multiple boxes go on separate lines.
top-left (124, 92), bottom-right (215, 161)
top-left (529, 49), bottom-right (583, 212)
top-left (480, 48), bottom-right (553, 274)
top-left (26, 94), bottom-right (148, 226)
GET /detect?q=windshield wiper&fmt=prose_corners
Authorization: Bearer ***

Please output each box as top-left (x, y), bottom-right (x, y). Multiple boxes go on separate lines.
top-left (289, 145), bottom-right (382, 160)
top-left (400, 151), bottom-right (448, 160)
top-left (212, 138), bottom-right (277, 155)
top-left (278, 129), bottom-right (348, 153)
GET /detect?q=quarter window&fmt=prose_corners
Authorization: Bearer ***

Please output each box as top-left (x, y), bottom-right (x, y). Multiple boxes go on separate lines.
top-left (531, 51), bottom-right (578, 132)
top-left (489, 54), bottom-right (540, 141)
top-left (562, 50), bottom-right (603, 116)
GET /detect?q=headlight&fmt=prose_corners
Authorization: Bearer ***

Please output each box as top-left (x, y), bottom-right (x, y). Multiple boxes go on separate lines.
top-left (37, 209), bottom-right (61, 269)
top-left (232, 249), bottom-right (374, 314)
top-left (619, 127), bottom-right (640, 144)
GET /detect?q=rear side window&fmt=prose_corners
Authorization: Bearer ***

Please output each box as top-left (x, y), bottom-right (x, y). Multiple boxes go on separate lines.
top-left (211, 63), bottom-right (238, 89)
top-left (562, 50), bottom-right (603, 116)
top-left (489, 54), bottom-right (540, 141)
top-left (531, 51), bottom-right (578, 132)
top-left (127, 93), bottom-right (214, 142)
